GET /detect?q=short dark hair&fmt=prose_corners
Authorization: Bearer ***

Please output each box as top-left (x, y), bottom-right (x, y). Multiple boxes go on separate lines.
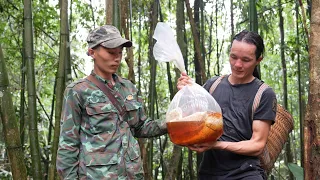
top-left (232, 30), bottom-right (265, 59)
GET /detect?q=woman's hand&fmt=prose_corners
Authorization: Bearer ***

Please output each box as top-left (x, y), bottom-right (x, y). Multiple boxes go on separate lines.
top-left (177, 71), bottom-right (193, 90)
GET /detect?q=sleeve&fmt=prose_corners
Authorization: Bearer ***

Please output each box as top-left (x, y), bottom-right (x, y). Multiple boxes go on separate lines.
top-left (124, 82), bottom-right (167, 138)
top-left (56, 87), bottom-right (82, 179)
top-left (253, 87), bottom-right (277, 124)
top-left (132, 76), bottom-right (219, 137)
top-left (131, 94), bottom-right (168, 138)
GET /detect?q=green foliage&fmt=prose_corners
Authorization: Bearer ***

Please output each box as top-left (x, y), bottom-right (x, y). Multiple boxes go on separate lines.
top-left (288, 163), bottom-right (304, 180)
top-left (0, 0), bottom-right (311, 179)
top-left (0, 169), bottom-right (12, 180)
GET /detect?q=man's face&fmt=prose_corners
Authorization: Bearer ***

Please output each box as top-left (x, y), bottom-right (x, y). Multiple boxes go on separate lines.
top-left (229, 40), bottom-right (261, 81)
top-left (89, 45), bottom-right (123, 79)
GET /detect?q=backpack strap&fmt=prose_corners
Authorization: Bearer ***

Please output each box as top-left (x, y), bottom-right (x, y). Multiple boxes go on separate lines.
top-left (208, 76), bottom-right (269, 121)
top-left (208, 75), bottom-right (225, 94)
top-left (252, 83), bottom-right (269, 119)
top-left (86, 74), bottom-right (126, 117)
top-left (208, 76), bottom-right (278, 173)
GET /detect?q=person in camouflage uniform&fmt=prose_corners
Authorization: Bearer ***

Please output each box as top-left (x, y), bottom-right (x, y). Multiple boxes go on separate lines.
top-left (56, 25), bottom-right (167, 180)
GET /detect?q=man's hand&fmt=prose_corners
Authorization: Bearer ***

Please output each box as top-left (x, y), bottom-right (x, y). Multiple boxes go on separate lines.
top-left (177, 72), bottom-right (193, 90)
top-left (187, 141), bottom-right (222, 153)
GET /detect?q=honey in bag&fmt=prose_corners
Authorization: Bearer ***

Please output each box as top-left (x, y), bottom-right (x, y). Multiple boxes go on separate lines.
top-left (152, 22), bottom-right (223, 146)
top-left (166, 83), bottom-right (223, 146)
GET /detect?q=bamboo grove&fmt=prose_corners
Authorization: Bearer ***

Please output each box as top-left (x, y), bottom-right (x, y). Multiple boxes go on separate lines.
top-left (0, 0), bottom-right (319, 179)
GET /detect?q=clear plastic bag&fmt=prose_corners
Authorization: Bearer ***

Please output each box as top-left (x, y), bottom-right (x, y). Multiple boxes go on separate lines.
top-left (152, 22), bottom-right (223, 146)
top-left (166, 82), bottom-right (221, 119)
top-left (165, 83), bottom-right (223, 146)
top-left (153, 22), bottom-right (186, 73)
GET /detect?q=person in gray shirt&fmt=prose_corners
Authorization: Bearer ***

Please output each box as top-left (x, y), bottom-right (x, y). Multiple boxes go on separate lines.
top-left (177, 30), bottom-right (277, 180)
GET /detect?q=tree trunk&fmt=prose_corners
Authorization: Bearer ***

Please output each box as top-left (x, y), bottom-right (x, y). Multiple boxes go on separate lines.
top-left (188, 149), bottom-right (194, 179)
top-left (214, 1), bottom-right (221, 76)
top-left (278, 0), bottom-right (294, 179)
top-left (200, 0), bottom-right (206, 80)
top-left (207, 8), bottom-right (213, 77)
top-left (46, 80), bottom-right (56, 179)
top-left (0, 44), bottom-right (28, 180)
top-left (230, 0), bottom-right (234, 39)
top-left (165, 146), bottom-right (182, 179)
top-left (120, 0), bottom-right (135, 83)
top-left (177, 0), bottom-right (188, 75)
top-left (185, 0), bottom-right (206, 84)
top-left (19, 37), bottom-right (27, 147)
top-left (248, 0), bottom-right (261, 79)
top-left (48, 0), bottom-right (68, 179)
top-left (304, 0), bottom-right (320, 179)
top-left (249, 0), bottom-right (258, 32)
top-left (135, 2), bottom-right (150, 178)
top-left (145, 1), bottom-right (158, 179)
top-left (137, 0), bottom-right (142, 91)
top-left (106, 0), bottom-right (113, 24)
top-left (113, 0), bottom-right (120, 28)
top-left (295, 1), bottom-right (304, 168)
top-left (24, 0), bottom-right (43, 179)
top-left (298, 0), bottom-right (310, 42)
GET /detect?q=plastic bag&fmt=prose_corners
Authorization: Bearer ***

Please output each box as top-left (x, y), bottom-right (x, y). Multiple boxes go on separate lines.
top-left (166, 83), bottom-right (221, 118)
top-left (152, 22), bottom-right (223, 146)
top-left (153, 22), bottom-right (186, 73)
top-left (165, 83), bottom-right (223, 146)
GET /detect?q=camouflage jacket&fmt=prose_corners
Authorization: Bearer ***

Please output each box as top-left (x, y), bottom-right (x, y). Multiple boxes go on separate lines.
top-left (56, 72), bottom-right (167, 179)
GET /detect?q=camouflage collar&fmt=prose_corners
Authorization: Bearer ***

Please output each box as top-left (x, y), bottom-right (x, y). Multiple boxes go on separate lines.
top-left (90, 71), bottom-right (126, 85)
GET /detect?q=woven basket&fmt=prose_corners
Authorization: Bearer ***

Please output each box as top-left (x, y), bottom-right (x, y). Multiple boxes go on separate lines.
top-left (258, 104), bottom-right (294, 174)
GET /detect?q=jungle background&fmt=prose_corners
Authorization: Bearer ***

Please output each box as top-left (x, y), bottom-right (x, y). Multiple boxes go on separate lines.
top-left (0, 0), bottom-right (320, 179)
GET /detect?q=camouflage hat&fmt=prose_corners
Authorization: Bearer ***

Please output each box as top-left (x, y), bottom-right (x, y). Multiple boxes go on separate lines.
top-left (87, 25), bottom-right (132, 49)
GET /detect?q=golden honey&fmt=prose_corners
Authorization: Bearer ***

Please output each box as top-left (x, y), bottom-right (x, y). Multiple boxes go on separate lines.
top-left (167, 112), bottom-right (223, 146)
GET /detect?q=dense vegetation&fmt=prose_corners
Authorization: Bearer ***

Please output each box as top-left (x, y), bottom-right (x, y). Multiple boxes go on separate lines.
top-left (0, 0), bottom-right (315, 179)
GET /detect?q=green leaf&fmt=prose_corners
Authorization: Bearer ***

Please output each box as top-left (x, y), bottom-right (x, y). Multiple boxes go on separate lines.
top-left (288, 163), bottom-right (304, 180)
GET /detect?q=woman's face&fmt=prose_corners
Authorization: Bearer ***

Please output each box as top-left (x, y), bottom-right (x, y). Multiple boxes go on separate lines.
top-left (229, 40), bottom-right (262, 83)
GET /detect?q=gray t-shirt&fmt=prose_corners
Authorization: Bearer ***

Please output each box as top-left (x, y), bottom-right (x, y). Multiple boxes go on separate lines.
top-left (200, 75), bottom-right (277, 179)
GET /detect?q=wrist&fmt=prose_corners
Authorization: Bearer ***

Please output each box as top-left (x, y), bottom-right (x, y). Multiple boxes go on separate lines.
top-left (215, 141), bottom-right (228, 150)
